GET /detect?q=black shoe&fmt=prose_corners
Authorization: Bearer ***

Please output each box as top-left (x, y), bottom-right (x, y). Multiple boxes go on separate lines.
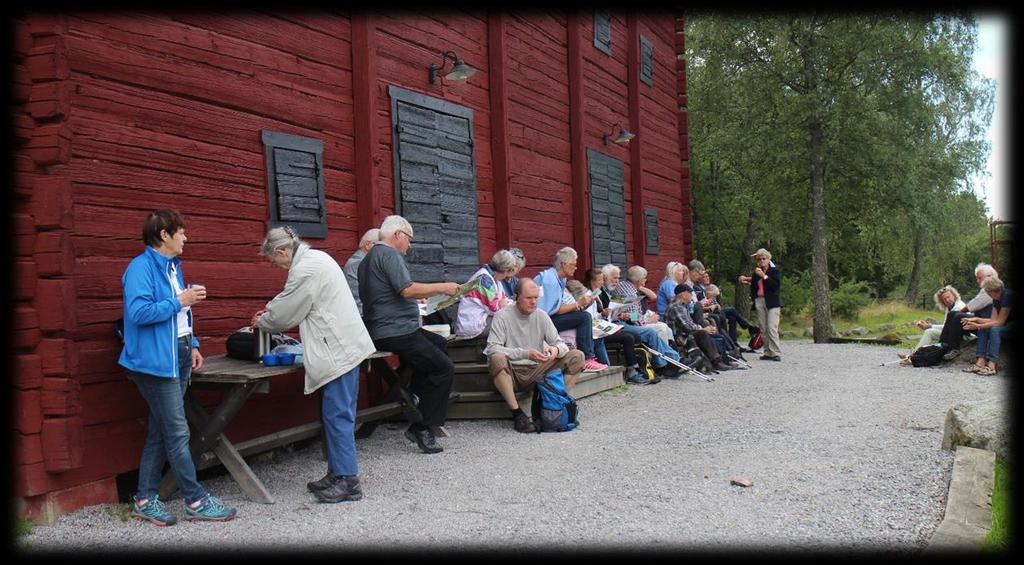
top-left (404, 425), bottom-right (443, 454)
top-left (513, 412), bottom-right (537, 434)
top-left (941, 348), bottom-right (960, 362)
top-left (657, 364), bottom-right (681, 379)
top-left (313, 475), bottom-right (363, 503)
top-left (759, 354), bottom-right (780, 361)
top-left (712, 360), bottom-right (734, 371)
top-left (307, 472), bottom-right (334, 493)
top-left (396, 386), bottom-right (423, 423)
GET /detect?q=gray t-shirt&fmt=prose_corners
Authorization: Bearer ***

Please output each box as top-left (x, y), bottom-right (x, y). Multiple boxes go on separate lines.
top-left (343, 249), bottom-right (366, 314)
top-left (358, 242), bottom-right (419, 340)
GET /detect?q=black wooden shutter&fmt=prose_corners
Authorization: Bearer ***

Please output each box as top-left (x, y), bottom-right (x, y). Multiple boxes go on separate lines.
top-left (261, 131), bottom-right (327, 238)
top-left (640, 35), bottom-right (654, 87)
top-left (389, 86), bottom-right (479, 283)
top-left (588, 149), bottom-right (627, 269)
top-left (644, 208), bottom-right (660, 255)
top-left (594, 11), bottom-right (612, 56)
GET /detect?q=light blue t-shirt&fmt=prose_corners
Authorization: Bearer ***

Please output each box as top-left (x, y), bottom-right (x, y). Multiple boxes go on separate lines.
top-left (534, 267), bottom-right (565, 316)
top-left (656, 279), bottom-right (678, 317)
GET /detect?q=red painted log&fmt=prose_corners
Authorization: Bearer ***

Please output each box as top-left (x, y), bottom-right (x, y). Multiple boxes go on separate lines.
top-left (41, 378), bottom-right (82, 417)
top-left (36, 279), bottom-right (78, 333)
top-left (37, 338), bottom-right (78, 377)
top-left (14, 354), bottom-right (44, 390)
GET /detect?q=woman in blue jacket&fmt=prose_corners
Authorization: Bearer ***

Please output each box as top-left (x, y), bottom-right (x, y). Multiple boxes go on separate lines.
top-left (119, 210), bottom-right (235, 526)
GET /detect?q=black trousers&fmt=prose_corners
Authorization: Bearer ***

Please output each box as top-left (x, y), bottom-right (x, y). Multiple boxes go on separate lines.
top-left (373, 328), bottom-right (454, 428)
top-left (939, 311), bottom-right (981, 349)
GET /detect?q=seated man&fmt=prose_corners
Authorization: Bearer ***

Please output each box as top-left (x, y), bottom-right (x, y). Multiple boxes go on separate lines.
top-left (534, 247), bottom-right (607, 372)
top-left (484, 278), bottom-right (585, 433)
top-left (358, 215), bottom-right (459, 455)
top-left (343, 228), bottom-right (381, 315)
top-left (453, 249), bottom-right (517, 340)
top-left (612, 265), bottom-right (674, 345)
top-left (600, 264), bottom-right (681, 378)
top-left (664, 284), bottom-right (737, 372)
top-left (961, 276), bottom-right (1012, 376)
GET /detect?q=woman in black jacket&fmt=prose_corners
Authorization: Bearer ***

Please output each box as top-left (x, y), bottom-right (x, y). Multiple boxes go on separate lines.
top-left (739, 248), bottom-right (782, 361)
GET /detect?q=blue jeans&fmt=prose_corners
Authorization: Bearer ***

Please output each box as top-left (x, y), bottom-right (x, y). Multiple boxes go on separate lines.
top-left (321, 365), bottom-right (360, 477)
top-left (550, 311), bottom-right (595, 360)
top-left (130, 337), bottom-right (206, 504)
top-left (976, 325), bottom-right (1009, 361)
top-left (617, 324), bottom-right (679, 368)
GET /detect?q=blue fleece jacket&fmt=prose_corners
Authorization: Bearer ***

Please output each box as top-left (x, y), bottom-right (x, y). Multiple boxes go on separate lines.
top-left (118, 246), bottom-right (199, 378)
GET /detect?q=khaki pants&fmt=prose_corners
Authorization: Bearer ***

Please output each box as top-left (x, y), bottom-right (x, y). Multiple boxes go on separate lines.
top-left (487, 350), bottom-right (585, 391)
top-left (754, 297), bottom-right (782, 357)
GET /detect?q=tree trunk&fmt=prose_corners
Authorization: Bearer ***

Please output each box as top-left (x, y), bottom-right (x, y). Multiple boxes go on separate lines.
top-left (734, 206), bottom-right (756, 317)
top-left (809, 118), bottom-right (833, 343)
top-left (904, 225), bottom-right (925, 305)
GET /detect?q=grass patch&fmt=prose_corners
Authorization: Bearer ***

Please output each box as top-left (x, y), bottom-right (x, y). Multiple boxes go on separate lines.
top-left (778, 300), bottom-right (942, 347)
top-left (105, 503), bottom-right (133, 523)
top-left (984, 458), bottom-right (1010, 552)
top-left (15, 517), bottom-right (33, 538)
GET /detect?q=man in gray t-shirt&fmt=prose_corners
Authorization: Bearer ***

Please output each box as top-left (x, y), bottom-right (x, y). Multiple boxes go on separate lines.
top-left (357, 215), bottom-right (459, 455)
top-left (343, 228), bottom-right (379, 315)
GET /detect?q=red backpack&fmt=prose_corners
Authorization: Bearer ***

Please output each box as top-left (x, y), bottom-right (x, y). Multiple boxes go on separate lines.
top-left (748, 328), bottom-right (764, 350)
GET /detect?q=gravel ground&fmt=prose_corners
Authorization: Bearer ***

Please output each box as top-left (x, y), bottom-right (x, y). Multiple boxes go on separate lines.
top-left (18, 341), bottom-right (1006, 555)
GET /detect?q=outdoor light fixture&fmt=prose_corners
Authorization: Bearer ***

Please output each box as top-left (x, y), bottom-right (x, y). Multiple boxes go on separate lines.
top-left (602, 123), bottom-right (635, 146)
top-left (429, 50), bottom-right (477, 84)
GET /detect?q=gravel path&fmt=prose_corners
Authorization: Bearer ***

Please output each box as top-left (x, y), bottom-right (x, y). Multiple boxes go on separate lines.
top-left (19, 341), bottom-right (1005, 554)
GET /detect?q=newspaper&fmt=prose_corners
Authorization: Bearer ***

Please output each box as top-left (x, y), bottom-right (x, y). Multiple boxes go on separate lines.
top-left (606, 295), bottom-right (642, 313)
top-left (592, 318), bottom-right (622, 339)
top-left (419, 277), bottom-right (484, 317)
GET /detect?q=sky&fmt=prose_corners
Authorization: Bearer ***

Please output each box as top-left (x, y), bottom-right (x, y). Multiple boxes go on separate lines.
top-left (972, 14), bottom-right (1009, 220)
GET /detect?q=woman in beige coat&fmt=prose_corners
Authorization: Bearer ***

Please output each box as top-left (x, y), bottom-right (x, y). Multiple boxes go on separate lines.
top-left (252, 226), bottom-right (376, 504)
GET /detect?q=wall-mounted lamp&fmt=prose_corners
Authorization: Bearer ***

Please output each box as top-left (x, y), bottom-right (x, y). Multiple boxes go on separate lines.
top-left (429, 50), bottom-right (477, 84)
top-left (602, 123), bottom-right (636, 146)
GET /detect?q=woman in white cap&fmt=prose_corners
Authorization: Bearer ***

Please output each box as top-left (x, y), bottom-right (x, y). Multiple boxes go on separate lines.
top-left (738, 248), bottom-right (782, 361)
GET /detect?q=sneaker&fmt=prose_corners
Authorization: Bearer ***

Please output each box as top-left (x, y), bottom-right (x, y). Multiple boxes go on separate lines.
top-left (583, 358), bottom-right (608, 372)
top-left (941, 348), bottom-right (960, 362)
top-left (626, 372), bottom-right (648, 385)
top-left (313, 475), bottom-right (363, 503)
top-left (131, 495), bottom-right (177, 527)
top-left (307, 472), bottom-right (334, 493)
top-left (184, 494), bottom-right (236, 522)
top-left (404, 424), bottom-right (443, 454)
top-left (513, 412), bottom-right (537, 433)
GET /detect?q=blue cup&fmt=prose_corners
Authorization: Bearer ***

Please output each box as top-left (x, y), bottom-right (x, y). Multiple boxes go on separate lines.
top-left (276, 353), bottom-right (296, 366)
top-left (261, 354), bottom-right (280, 366)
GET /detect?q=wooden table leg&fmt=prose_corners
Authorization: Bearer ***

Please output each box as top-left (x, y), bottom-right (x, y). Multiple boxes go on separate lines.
top-left (370, 357), bottom-right (423, 423)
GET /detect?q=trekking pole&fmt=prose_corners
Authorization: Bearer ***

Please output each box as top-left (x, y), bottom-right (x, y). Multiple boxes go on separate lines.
top-left (641, 345), bottom-right (715, 382)
top-left (724, 353), bottom-right (753, 369)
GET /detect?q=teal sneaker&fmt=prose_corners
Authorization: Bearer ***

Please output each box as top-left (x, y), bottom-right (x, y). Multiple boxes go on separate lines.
top-left (131, 495), bottom-right (178, 527)
top-left (184, 494), bottom-right (237, 522)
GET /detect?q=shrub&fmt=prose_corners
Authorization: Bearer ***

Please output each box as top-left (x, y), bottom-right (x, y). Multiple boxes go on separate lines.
top-left (780, 269), bottom-right (814, 316)
top-left (830, 279), bottom-right (875, 319)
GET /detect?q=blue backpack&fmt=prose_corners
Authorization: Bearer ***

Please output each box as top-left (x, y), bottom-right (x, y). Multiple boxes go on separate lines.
top-left (531, 369), bottom-right (579, 432)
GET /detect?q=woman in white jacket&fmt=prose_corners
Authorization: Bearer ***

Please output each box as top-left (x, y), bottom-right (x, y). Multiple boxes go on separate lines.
top-left (252, 226), bottom-right (376, 504)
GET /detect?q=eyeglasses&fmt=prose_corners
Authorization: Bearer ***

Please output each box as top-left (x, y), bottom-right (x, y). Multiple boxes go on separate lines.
top-left (398, 230), bottom-right (413, 241)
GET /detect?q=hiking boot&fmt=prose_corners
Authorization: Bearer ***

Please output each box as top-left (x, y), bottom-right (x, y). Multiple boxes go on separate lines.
top-left (184, 494), bottom-right (236, 522)
top-left (622, 367), bottom-right (638, 382)
top-left (657, 364), bottom-right (681, 379)
top-left (307, 472), bottom-right (334, 493)
top-left (941, 348), bottom-right (960, 362)
top-left (583, 358), bottom-right (608, 372)
top-left (404, 424), bottom-right (443, 454)
top-left (712, 359), bottom-right (735, 371)
top-left (313, 475), bottom-right (363, 503)
top-left (513, 412), bottom-right (537, 433)
top-left (626, 372), bottom-right (649, 385)
top-left (131, 495), bottom-right (177, 527)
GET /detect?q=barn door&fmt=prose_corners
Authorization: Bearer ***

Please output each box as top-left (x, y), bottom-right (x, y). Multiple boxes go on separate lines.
top-left (587, 149), bottom-right (627, 269)
top-left (389, 86), bottom-right (479, 283)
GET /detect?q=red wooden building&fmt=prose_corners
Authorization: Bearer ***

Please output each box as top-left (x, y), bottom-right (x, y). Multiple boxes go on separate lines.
top-left (11, 10), bottom-right (693, 522)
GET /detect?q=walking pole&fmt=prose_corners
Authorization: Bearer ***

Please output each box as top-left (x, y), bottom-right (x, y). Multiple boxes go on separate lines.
top-left (641, 345), bottom-right (715, 382)
top-left (724, 353), bottom-right (753, 369)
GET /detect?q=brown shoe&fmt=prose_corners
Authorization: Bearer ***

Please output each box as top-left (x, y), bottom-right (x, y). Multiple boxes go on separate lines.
top-left (513, 412), bottom-right (537, 433)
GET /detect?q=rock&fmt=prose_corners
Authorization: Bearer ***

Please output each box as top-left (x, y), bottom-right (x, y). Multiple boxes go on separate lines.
top-left (804, 327), bottom-right (814, 338)
top-left (941, 397), bottom-right (1009, 462)
top-left (878, 323), bottom-right (896, 332)
top-left (879, 332), bottom-right (906, 343)
top-left (729, 476), bottom-right (753, 487)
top-left (850, 327), bottom-right (869, 336)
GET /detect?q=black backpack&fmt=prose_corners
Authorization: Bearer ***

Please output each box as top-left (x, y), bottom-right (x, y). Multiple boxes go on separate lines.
top-left (910, 344), bottom-right (949, 367)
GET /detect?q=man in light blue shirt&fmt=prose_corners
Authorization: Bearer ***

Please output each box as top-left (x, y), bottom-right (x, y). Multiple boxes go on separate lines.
top-left (534, 247), bottom-right (607, 373)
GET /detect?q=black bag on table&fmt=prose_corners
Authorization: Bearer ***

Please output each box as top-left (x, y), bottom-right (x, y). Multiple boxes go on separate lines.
top-left (910, 344), bottom-right (949, 367)
top-left (225, 327), bottom-right (298, 360)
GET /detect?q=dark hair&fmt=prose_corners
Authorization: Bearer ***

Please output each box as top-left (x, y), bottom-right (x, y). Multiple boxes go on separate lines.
top-left (581, 268), bottom-right (603, 288)
top-left (142, 209), bottom-right (186, 247)
top-left (674, 283), bottom-right (693, 295)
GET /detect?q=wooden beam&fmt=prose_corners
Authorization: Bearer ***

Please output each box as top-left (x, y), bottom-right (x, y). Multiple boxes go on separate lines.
top-left (568, 12), bottom-right (592, 271)
top-left (627, 12), bottom-right (645, 268)
top-left (352, 12), bottom-right (380, 236)
top-left (488, 13), bottom-right (513, 250)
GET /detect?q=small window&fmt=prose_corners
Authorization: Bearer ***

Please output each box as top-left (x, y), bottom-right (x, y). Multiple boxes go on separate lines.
top-left (594, 11), bottom-right (612, 56)
top-left (261, 130), bottom-right (327, 238)
top-left (644, 208), bottom-right (660, 255)
top-left (640, 35), bottom-right (654, 87)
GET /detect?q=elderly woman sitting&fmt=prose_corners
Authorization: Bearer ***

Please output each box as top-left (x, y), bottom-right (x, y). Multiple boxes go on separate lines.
top-left (898, 285), bottom-right (964, 365)
top-left (961, 277), bottom-right (1012, 376)
top-left (453, 249), bottom-right (518, 340)
top-left (599, 264), bottom-right (681, 377)
top-left (656, 261), bottom-right (689, 317)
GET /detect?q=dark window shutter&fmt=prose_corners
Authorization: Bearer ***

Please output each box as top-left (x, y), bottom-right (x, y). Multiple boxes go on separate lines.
top-left (640, 35), bottom-right (654, 87)
top-left (594, 12), bottom-right (612, 56)
top-left (389, 86), bottom-right (479, 283)
top-left (644, 208), bottom-right (659, 255)
top-left (588, 149), bottom-right (627, 269)
top-left (261, 131), bottom-right (327, 238)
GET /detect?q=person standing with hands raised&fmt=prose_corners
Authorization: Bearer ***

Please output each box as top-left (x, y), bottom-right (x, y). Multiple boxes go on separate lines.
top-left (739, 248), bottom-right (783, 361)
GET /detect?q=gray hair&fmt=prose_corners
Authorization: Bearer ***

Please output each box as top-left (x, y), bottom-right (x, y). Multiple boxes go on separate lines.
top-left (359, 228), bottom-right (381, 247)
top-left (975, 263), bottom-right (998, 280)
top-left (489, 249), bottom-right (519, 274)
top-left (664, 261), bottom-right (683, 280)
top-left (981, 277), bottom-right (1004, 293)
top-left (553, 247), bottom-right (578, 268)
top-left (626, 265), bottom-right (647, 283)
top-left (601, 263), bottom-right (621, 280)
top-left (706, 284), bottom-right (721, 298)
top-left (933, 285), bottom-right (961, 310)
top-left (261, 226), bottom-right (304, 258)
top-left (508, 247), bottom-right (526, 271)
top-left (687, 259), bottom-right (706, 273)
top-left (380, 215), bottom-right (414, 239)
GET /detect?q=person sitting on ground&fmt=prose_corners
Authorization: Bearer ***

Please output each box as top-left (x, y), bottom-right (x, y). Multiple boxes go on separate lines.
top-left (898, 285), bottom-right (965, 365)
top-left (534, 247), bottom-right (607, 372)
top-left (961, 277), bottom-right (1012, 376)
top-left (664, 284), bottom-right (737, 372)
top-left (500, 247), bottom-right (526, 299)
top-left (253, 226), bottom-right (377, 504)
top-left (612, 265), bottom-right (674, 346)
top-left (939, 262), bottom-right (998, 360)
top-left (600, 264), bottom-right (682, 379)
top-left (453, 249), bottom-right (517, 340)
top-left (343, 228), bottom-right (380, 315)
top-left (483, 278), bottom-right (585, 433)
top-left (577, 269), bottom-right (640, 383)
top-left (656, 261), bottom-right (689, 317)
top-left (358, 215), bottom-right (460, 455)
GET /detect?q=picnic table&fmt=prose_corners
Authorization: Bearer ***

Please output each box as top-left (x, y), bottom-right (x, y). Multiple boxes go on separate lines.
top-left (157, 350), bottom-right (456, 504)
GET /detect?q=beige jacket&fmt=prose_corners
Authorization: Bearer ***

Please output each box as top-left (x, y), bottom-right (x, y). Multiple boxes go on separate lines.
top-left (257, 244), bottom-right (376, 394)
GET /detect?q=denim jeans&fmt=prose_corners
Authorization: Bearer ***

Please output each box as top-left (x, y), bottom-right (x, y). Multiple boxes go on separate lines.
top-left (617, 324), bottom-right (679, 368)
top-left (549, 311), bottom-right (595, 359)
top-left (373, 328), bottom-right (454, 428)
top-left (130, 337), bottom-right (206, 504)
top-left (321, 365), bottom-right (360, 477)
top-left (976, 325), bottom-right (1009, 361)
